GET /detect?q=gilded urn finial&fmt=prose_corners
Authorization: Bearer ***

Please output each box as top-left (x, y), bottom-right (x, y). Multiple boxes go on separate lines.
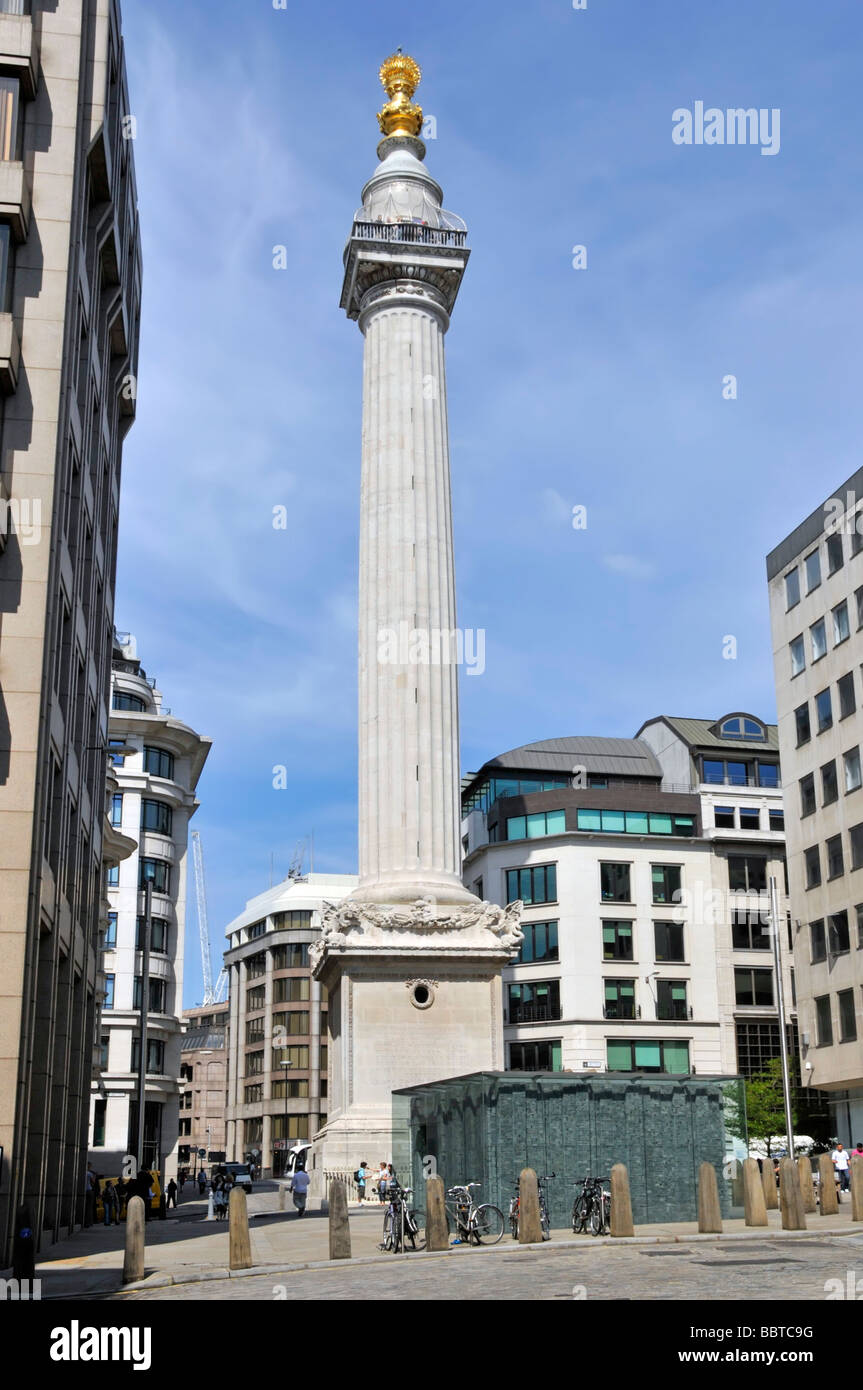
top-left (377, 49), bottom-right (423, 138)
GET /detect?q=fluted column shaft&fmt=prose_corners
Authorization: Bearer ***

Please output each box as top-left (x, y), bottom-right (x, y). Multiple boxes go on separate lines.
top-left (356, 289), bottom-right (463, 901)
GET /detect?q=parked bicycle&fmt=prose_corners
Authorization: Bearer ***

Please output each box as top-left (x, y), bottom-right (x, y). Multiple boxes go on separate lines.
top-left (571, 1175), bottom-right (610, 1236)
top-left (380, 1180), bottom-right (424, 1253)
top-left (509, 1172), bottom-right (554, 1240)
top-left (445, 1183), bottom-right (505, 1245)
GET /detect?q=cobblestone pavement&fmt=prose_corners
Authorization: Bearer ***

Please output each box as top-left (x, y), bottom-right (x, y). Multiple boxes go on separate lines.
top-left (116, 1232), bottom-right (863, 1301)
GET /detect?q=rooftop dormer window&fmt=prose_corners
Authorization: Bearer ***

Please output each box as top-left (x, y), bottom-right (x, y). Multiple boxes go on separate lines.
top-left (718, 716), bottom-right (766, 741)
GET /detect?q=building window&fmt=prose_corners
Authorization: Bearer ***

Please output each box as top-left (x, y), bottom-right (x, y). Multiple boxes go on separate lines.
top-left (815, 995), bottom-right (833, 1047)
top-left (789, 639), bottom-right (806, 678)
top-left (656, 979), bottom-right (688, 1021)
top-left (108, 739), bottom-right (127, 767)
top-left (506, 809), bottom-right (566, 840)
top-left (93, 1098), bottom-right (107, 1148)
top-left (826, 835), bottom-right (844, 880)
top-left (245, 1050), bottom-right (264, 1077)
top-left (804, 549), bottom-right (821, 592)
top-left (143, 746), bottom-right (175, 780)
top-left (815, 688), bottom-right (833, 733)
top-left (600, 862), bottom-right (631, 902)
top-left (273, 976), bottom-right (310, 1004)
top-left (135, 917), bottom-right (169, 953)
top-left (246, 1017), bottom-right (265, 1043)
top-left (272, 1078), bottom-right (310, 1099)
top-left (839, 990), bottom-right (857, 1042)
top-left (272, 1045), bottom-right (309, 1069)
top-left (99, 1035), bottom-right (109, 1070)
top-left (507, 981), bottom-right (561, 1023)
top-left (822, 761), bottom-right (839, 806)
top-left (139, 858), bottom-right (170, 894)
top-left (790, 636), bottom-right (805, 677)
top-left (850, 824), bottom-right (863, 871)
top-left (602, 920), bottom-right (634, 961)
top-left (113, 690), bottom-right (145, 712)
top-left (732, 906), bottom-right (770, 951)
top-left (800, 773), bottom-right (816, 817)
top-left (603, 978), bottom-right (636, 1020)
top-left (826, 532), bottom-right (844, 575)
top-left (719, 717), bottom-right (766, 740)
top-left (506, 865), bottom-right (557, 905)
top-left (845, 748), bottom-right (862, 794)
top-left (110, 793), bottom-right (123, 827)
top-left (828, 910), bottom-right (850, 955)
top-left (246, 952), bottom-right (267, 979)
top-left (651, 865), bottom-right (682, 904)
top-left (106, 864), bottom-right (119, 887)
top-left (244, 1118), bottom-right (263, 1147)
top-left (757, 762), bottom-right (780, 788)
top-left (794, 703), bottom-right (811, 746)
top-left (804, 845), bottom-right (821, 889)
top-left (727, 856), bottom-right (767, 892)
top-left (141, 799), bottom-right (173, 836)
top-left (735, 1020), bottom-right (797, 1077)
top-left (810, 618), bottom-right (827, 662)
top-left (839, 672), bottom-right (856, 720)
top-left (508, 1040), bottom-right (562, 1071)
top-left (606, 1039), bottom-right (690, 1074)
top-left (578, 808), bottom-right (694, 837)
top-left (103, 974), bottom-right (115, 1009)
top-left (833, 600), bottom-right (851, 645)
top-left (714, 806), bottom-right (735, 829)
top-left (515, 920), bottom-right (559, 964)
top-left (272, 1115), bottom-right (310, 1142)
top-left (784, 568), bottom-right (800, 609)
top-left (739, 808), bottom-right (761, 831)
top-left (247, 920), bottom-right (267, 940)
top-left (131, 1038), bottom-right (165, 1073)
top-left (246, 985), bottom-right (265, 1012)
top-left (272, 910), bottom-right (313, 930)
top-left (132, 977), bottom-right (167, 1013)
top-left (272, 943), bottom-right (309, 969)
top-left (810, 919), bottom-right (826, 963)
top-left (654, 921), bottom-right (684, 962)
top-left (271, 1011), bottom-right (309, 1040)
top-left (769, 809), bottom-right (784, 832)
top-left (104, 912), bottom-right (117, 948)
top-left (734, 967), bottom-right (774, 1007)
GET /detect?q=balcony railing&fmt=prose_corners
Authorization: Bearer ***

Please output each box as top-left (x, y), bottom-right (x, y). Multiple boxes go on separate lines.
top-left (508, 1003), bottom-right (562, 1024)
top-left (702, 773), bottom-right (779, 789)
top-left (657, 1004), bottom-right (693, 1021)
top-left (352, 220), bottom-right (467, 248)
top-left (603, 1005), bottom-right (641, 1020)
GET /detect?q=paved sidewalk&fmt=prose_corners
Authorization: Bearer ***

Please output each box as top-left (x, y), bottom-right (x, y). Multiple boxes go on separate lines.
top-left (11, 1184), bottom-right (863, 1300)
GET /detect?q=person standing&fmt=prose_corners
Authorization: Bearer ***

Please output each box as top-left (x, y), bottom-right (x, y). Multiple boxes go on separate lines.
top-left (84, 1163), bottom-right (97, 1227)
top-left (353, 1161), bottom-right (370, 1203)
top-left (376, 1161), bottom-right (388, 1203)
top-left (166, 1178), bottom-right (178, 1209)
top-left (102, 1180), bottom-right (118, 1227)
top-left (832, 1142), bottom-right (851, 1195)
top-left (197, 1168), bottom-right (207, 1197)
top-left (290, 1166), bottom-right (311, 1217)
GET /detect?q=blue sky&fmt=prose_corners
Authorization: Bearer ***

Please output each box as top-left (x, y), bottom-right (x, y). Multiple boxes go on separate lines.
top-left (116, 0), bottom-right (863, 1006)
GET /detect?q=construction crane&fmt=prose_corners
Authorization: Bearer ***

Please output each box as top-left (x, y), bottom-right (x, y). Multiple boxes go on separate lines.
top-left (191, 830), bottom-right (227, 1006)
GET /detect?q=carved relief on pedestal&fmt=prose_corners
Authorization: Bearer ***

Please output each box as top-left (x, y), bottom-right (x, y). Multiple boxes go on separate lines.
top-left (310, 895), bottom-right (523, 974)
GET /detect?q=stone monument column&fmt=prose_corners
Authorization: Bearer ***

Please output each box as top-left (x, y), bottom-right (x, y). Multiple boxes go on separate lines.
top-left (311, 54), bottom-right (521, 1175)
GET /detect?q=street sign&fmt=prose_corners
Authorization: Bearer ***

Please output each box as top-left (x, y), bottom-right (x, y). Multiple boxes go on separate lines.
top-left (197, 1148), bottom-right (206, 1156)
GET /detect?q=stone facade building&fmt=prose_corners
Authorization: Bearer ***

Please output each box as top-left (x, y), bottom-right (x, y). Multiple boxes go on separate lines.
top-left (0, 0), bottom-right (141, 1259)
top-left (179, 1002), bottom-right (228, 1172)
top-left (768, 468), bottom-right (863, 1143)
top-left (88, 634), bottom-right (211, 1179)
top-left (461, 716), bottom-right (797, 1084)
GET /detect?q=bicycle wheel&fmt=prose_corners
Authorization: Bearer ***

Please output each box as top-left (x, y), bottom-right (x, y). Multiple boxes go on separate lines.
top-left (571, 1194), bottom-right (587, 1233)
top-left (589, 1196), bottom-right (604, 1236)
top-left (471, 1204), bottom-right (505, 1245)
top-left (601, 1191), bottom-right (611, 1234)
top-left (381, 1209), bottom-right (394, 1251)
top-left (540, 1203), bottom-right (550, 1241)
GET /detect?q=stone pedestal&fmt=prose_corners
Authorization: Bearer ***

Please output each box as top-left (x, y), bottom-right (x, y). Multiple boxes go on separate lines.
top-left (310, 896), bottom-right (521, 1176)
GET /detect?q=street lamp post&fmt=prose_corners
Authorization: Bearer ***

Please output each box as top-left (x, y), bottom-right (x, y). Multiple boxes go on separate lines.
top-left (279, 1058), bottom-right (292, 1178)
top-left (136, 873), bottom-right (153, 1171)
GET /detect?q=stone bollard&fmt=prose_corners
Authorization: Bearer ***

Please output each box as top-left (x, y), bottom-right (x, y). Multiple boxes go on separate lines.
top-left (779, 1157), bottom-right (806, 1230)
top-left (122, 1195), bottom-right (146, 1284)
top-left (760, 1157), bottom-right (779, 1210)
top-left (328, 1180), bottom-right (351, 1260)
top-left (797, 1158), bottom-right (817, 1214)
top-left (425, 1175), bottom-right (449, 1252)
top-left (818, 1153), bottom-right (839, 1215)
top-left (158, 1195), bottom-right (167, 1221)
top-left (697, 1162), bottom-right (722, 1234)
top-left (743, 1158), bottom-right (768, 1227)
top-left (610, 1163), bottom-right (634, 1238)
top-left (852, 1155), bottom-right (863, 1222)
top-left (229, 1185), bottom-right (253, 1270)
top-left (517, 1168), bottom-right (542, 1244)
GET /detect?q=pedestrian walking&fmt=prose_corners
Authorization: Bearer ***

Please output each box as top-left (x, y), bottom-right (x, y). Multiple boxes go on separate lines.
top-left (84, 1163), bottom-right (97, 1227)
top-left (376, 1161), bottom-right (388, 1203)
top-left (290, 1167), bottom-right (310, 1216)
top-left (102, 1180), bottom-right (119, 1227)
top-left (353, 1161), bottom-right (370, 1203)
top-left (854, 1141), bottom-right (863, 1161)
top-left (197, 1168), bottom-right (207, 1197)
top-left (166, 1178), bottom-right (178, 1209)
top-left (832, 1142), bottom-right (851, 1195)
